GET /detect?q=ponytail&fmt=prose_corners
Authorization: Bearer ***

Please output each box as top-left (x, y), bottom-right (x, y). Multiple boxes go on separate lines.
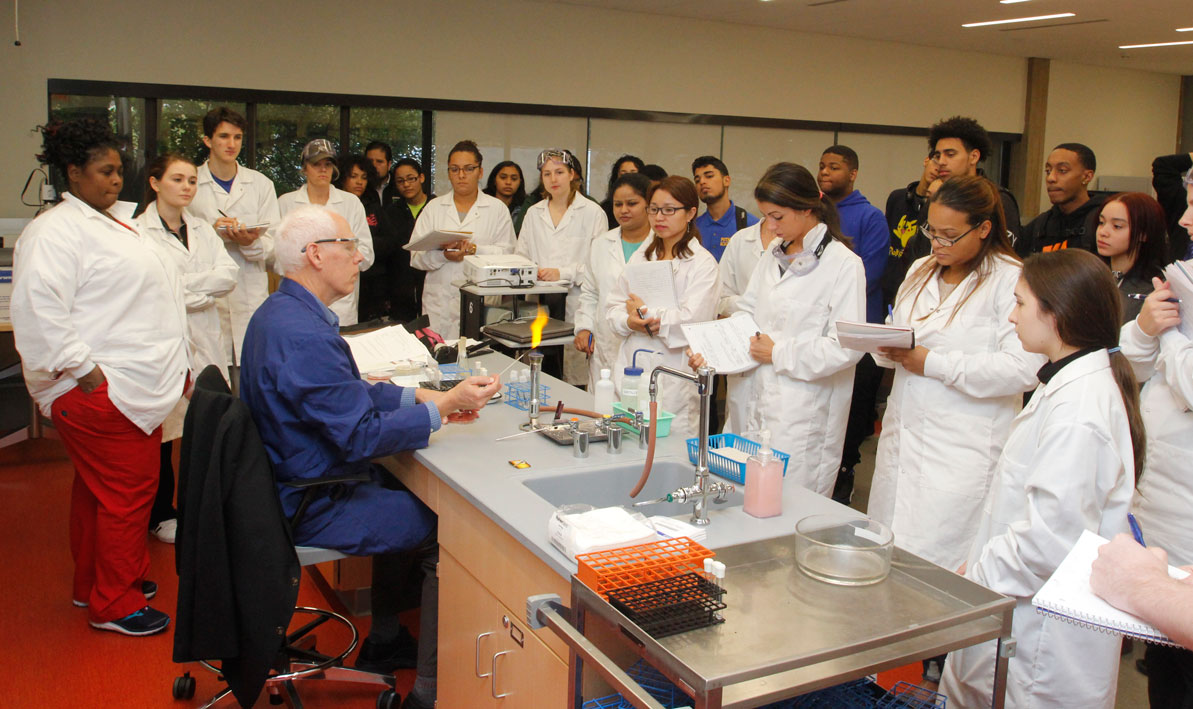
top-left (754, 162), bottom-right (851, 250)
top-left (1022, 250), bottom-right (1146, 480)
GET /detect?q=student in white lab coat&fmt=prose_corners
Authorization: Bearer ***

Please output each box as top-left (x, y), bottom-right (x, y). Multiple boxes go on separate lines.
top-left (1117, 172), bottom-right (1193, 707)
top-left (187, 107), bottom-right (280, 376)
top-left (690, 162), bottom-right (864, 495)
top-left (868, 175), bottom-right (1044, 574)
top-left (606, 176), bottom-right (720, 440)
top-left (277, 139), bottom-right (374, 327)
top-left (717, 218), bottom-right (777, 318)
top-left (410, 139), bottom-right (516, 339)
top-left (516, 149), bottom-right (607, 384)
top-left (574, 173), bottom-right (653, 390)
top-left (940, 249), bottom-right (1143, 709)
top-left (134, 153), bottom-right (239, 544)
top-left (12, 118), bottom-right (188, 636)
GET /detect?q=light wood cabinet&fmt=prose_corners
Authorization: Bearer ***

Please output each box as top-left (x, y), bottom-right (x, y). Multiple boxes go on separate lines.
top-left (440, 550), bottom-right (568, 708)
top-left (377, 453), bottom-right (572, 707)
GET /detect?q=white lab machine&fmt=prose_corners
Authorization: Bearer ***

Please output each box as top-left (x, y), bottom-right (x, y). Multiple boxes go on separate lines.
top-left (463, 254), bottom-right (539, 288)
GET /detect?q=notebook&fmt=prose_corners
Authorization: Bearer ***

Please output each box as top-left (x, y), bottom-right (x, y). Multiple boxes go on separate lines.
top-left (1032, 529), bottom-right (1188, 647)
top-left (835, 320), bottom-right (915, 353)
top-left (680, 314), bottom-right (762, 375)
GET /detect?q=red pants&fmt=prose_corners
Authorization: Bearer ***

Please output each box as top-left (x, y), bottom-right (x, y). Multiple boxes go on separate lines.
top-left (51, 382), bottom-right (161, 623)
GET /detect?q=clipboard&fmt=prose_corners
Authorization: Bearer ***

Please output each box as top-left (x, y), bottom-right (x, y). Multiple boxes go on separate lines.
top-left (404, 229), bottom-right (473, 251)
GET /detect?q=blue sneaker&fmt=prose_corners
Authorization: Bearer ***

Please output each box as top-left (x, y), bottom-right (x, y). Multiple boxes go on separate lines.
top-left (89, 605), bottom-right (170, 636)
top-left (73, 580), bottom-right (157, 608)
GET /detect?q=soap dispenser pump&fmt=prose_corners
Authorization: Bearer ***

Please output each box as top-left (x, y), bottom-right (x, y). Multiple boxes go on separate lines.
top-left (744, 430), bottom-right (783, 518)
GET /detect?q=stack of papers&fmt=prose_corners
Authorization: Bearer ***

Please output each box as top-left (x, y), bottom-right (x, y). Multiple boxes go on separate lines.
top-left (403, 229), bottom-right (472, 251)
top-left (342, 326), bottom-right (432, 373)
top-left (624, 261), bottom-right (679, 310)
top-left (680, 315), bottom-right (762, 375)
top-left (835, 320), bottom-right (915, 353)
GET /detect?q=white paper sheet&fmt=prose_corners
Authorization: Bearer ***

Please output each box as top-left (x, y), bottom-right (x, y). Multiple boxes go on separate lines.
top-left (835, 320), bottom-right (915, 353)
top-left (403, 229), bottom-right (473, 252)
top-left (1164, 259), bottom-right (1193, 339)
top-left (681, 314), bottom-right (762, 375)
top-left (342, 326), bottom-right (432, 373)
top-left (624, 261), bottom-right (679, 311)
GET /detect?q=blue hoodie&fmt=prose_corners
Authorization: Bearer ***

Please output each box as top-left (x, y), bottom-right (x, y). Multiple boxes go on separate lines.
top-left (835, 190), bottom-right (888, 323)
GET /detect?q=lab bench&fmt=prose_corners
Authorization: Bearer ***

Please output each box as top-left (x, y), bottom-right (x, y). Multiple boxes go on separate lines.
top-left (369, 352), bottom-right (1012, 708)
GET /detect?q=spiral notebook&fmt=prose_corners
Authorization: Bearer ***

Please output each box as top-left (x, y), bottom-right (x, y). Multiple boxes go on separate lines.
top-left (1032, 529), bottom-right (1188, 647)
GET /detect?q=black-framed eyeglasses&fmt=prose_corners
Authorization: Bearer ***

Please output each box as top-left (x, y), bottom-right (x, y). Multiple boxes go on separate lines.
top-left (447, 164), bottom-right (479, 175)
top-left (647, 205), bottom-right (687, 217)
top-left (394, 175), bottom-right (421, 185)
top-left (301, 237), bottom-right (359, 253)
top-left (919, 223), bottom-right (980, 247)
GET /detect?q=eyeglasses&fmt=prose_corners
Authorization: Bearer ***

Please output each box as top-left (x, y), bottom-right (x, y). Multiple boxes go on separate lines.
top-left (647, 205), bottom-right (687, 217)
top-left (301, 237), bottom-right (359, 253)
top-left (919, 223), bottom-right (979, 247)
top-left (447, 164), bottom-right (479, 175)
top-left (394, 175), bottom-right (421, 185)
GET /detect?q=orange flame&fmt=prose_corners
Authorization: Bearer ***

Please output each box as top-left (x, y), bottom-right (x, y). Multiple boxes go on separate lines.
top-left (530, 306), bottom-right (549, 349)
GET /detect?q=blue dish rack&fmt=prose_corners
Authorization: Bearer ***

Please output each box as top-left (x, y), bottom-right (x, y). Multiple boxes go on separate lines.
top-left (583, 669), bottom-right (945, 709)
top-left (504, 381), bottom-right (551, 411)
top-left (685, 433), bottom-right (791, 484)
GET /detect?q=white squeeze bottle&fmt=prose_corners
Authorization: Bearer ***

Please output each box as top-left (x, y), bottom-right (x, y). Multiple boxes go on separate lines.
top-left (594, 368), bottom-right (615, 415)
top-left (743, 430), bottom-right (783, 518)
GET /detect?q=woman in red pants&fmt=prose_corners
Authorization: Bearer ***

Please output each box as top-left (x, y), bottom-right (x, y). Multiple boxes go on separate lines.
top-left (11, 118), bottom-right (189, 636)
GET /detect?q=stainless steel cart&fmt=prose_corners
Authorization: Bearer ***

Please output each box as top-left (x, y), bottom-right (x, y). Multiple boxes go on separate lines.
top-left (530, 535), bottom-right (1016, 709)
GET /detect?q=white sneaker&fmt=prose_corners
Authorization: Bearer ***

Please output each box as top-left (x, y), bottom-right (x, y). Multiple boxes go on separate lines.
top-left (152, 518), bottom-right (177, 544)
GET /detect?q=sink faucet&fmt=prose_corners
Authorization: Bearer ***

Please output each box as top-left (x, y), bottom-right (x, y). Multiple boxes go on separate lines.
top-left (648, 364), bottom-right (735, 526)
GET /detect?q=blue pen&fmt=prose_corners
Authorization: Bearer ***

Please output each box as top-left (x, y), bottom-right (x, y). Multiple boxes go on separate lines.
top-left (887, 304), bottom-right (894, 323)
top-left (1128, 513), bottom-right (1146, 547)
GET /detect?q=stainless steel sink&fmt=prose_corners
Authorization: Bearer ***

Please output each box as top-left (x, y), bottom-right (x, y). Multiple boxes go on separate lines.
top-left (521, 460), bottom-right (744, 516)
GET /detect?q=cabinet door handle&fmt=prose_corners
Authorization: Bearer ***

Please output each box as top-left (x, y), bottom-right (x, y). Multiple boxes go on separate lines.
top-left (474, 632), bottom-right (494, 678)
top-left (490, 650), bottom-right (513, 699)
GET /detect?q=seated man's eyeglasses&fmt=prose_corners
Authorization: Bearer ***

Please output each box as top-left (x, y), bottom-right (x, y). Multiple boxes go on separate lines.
top-left (301, 238), bottom-right (359, 253)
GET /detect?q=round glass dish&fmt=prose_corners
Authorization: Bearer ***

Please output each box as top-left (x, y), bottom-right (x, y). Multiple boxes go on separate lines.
top-left (794, 514), bottom-right (893, 586)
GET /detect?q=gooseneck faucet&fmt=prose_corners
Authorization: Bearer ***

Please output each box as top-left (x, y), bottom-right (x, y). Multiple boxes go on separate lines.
top-left (638, 364), bottom-right (735, 526)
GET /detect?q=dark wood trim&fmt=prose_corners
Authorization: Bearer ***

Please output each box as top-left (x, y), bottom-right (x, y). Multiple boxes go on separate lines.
top-left (339, 105), bottom-right (351, 153)
top-left (48, 78), bottom-right (1019, 141)
top-left (421, 110), bottom-right (433, 192)
top-left (245, 103), bottom-right (258, 169)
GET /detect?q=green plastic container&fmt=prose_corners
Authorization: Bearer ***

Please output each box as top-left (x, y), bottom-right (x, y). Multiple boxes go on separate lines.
top-left (612, 401), bottom-right (675, 438)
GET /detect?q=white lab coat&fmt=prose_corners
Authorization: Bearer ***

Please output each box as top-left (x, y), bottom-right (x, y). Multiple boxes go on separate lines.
top-left (867, 255), bottom-right (1044, 569)
top-left (134, 203), bottom-right (239, 381)
top-left (725, 230), bottom-right (865, 496)
top-left (11, 194), bottom-right (189, 434)
top-left (575, 228), bottom-right (651, 390)
top-left (940, 350), bottom-right (1133, 709)
top-left (277, 184), bottom-right (374, 327)
top-left (517, 196), bottom-right (608, 384)
top-left (187, 162), bottom-right (281, 364)
top-left (717, 222), bottom-right (770, 317)
top-left (409, 192), bottom-right (516, 339)
top-left (606, 236), bottom-right (720, 441)
top-left (1121, 319), bottom-right (1193, 566)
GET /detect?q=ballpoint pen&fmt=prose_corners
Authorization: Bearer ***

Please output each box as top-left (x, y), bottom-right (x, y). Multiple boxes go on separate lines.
top-left (1128, 513), bottom-right (1146, 547)
top-left (1125, 293), bottom-right (1181, 303)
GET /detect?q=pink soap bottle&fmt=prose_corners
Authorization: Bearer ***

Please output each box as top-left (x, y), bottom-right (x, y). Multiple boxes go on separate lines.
top-left (743, 430), bottom-right (783, 518)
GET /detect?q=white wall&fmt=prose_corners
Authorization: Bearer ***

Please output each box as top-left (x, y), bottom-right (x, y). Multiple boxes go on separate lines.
top-left (0, 0), bottom-right (1180, 218)
top-left (1, 0), bottom-right (1031, 216)
top-left (1038, 61), bottom-right (1181, 214)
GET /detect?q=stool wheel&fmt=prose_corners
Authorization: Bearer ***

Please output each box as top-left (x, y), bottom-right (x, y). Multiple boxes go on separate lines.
top-left (172, 672), bottom-right (196, 700)
top-left (377, 688), bottom-right (401, 709)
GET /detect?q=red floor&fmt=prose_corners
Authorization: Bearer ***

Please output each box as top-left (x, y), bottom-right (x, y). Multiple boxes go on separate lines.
top-left (0, 437), bottom-right (415, 707)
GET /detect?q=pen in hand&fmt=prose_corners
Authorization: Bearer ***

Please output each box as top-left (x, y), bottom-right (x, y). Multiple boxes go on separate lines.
top-left (637, 307), bottom-right (654, 337)
top-left (1128, 513), bottom-right (1146, 547)
top-left (1126, 292), bottom-right (1180, 303)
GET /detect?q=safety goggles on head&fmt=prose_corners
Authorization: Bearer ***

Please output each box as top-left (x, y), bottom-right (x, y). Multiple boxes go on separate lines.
top-left (301, 237), bottom-right (359, 254)
top-left (1183, 167), bottom-right (1193, 188)
top-left (537, 149), bottom-right (575, 170)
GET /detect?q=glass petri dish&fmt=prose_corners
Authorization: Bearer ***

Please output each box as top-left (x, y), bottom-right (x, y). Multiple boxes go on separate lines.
top-left (795, 514), bottom-right (894, 586)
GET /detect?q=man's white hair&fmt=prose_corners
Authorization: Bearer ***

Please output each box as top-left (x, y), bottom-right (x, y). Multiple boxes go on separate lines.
top-left (274, 206), bottom-right (337, 275)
